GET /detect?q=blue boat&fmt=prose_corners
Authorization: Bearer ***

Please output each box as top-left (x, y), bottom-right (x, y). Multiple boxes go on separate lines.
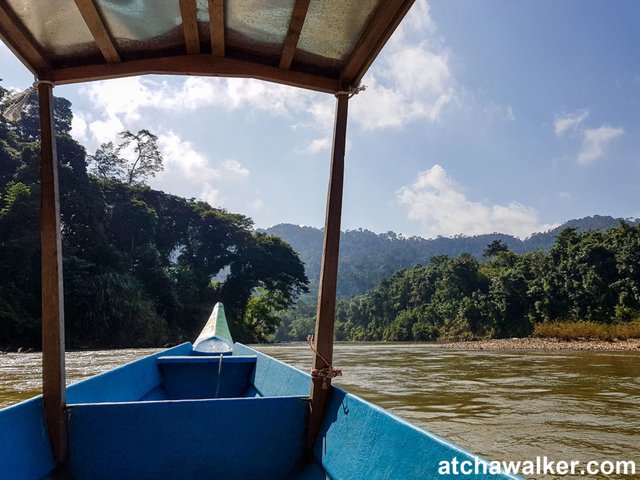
top-left (0, 303), bottom-right (520, 480)
top-left (0, 2), bottom-right (522, 478)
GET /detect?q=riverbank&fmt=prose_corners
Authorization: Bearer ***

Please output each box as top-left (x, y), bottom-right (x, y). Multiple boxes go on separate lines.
top-left (437, 337), bottom-right (640, 351)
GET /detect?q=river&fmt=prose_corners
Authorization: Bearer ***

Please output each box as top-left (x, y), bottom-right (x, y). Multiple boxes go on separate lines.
top-left (1, 343), bottom-right (638, 479)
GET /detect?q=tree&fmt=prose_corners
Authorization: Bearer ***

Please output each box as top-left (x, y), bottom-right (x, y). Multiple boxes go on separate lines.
top-left (216, 233), bottom-right (309, 342)
top-left (484, 240), bottom-right (509, 258)
top-left (1, 83), bottom-right (310, 349)
top-left (88, 129), bottom-right (163, 185)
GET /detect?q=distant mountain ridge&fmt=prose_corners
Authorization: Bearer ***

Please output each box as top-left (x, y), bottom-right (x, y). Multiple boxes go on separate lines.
top-left (263, 215), bottom-right (639, 298)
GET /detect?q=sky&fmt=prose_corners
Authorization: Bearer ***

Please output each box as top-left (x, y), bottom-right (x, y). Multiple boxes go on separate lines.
top-left (1, 0), bottom-right (639, 239)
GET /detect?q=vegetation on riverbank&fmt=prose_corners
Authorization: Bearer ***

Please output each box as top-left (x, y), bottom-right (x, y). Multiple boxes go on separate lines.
top-left (277, 227), bottom-right (640, 343)
top-left (2, 83), bottom-right (639, 350)
top-left (0, 84), bottom-right (307, 349)
top-left (533, 321), bottom-right (640, 341)
top-left (265, 216), bottom-right (639, 298)
top-left (437, 337), bottom-right (640, 351)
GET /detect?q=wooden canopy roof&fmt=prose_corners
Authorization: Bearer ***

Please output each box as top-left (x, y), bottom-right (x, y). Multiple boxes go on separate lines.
top-left (0, 0), bottom-right (415, 93)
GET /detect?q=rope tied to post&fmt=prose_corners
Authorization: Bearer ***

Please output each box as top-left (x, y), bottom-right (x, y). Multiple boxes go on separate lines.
top-left (335, 84), bottom-right (366, 98)
top-left (306, 335), bottom-right (342, 389)
top-left (1, 79), bottom-right (55, 122)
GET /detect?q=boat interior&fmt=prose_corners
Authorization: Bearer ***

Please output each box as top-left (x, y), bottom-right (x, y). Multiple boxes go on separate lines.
top-left (0, 2), bottom-right (518, 478)
top-left (0, 343), bottom-right (512, 480)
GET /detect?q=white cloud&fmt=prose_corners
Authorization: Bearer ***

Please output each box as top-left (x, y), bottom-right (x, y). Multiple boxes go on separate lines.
top-left (351, 0), bottom-right (455, 130)
top-left (70, 111), bottom-right (88, 142)
top-left (200, 183), bottom-right (223, 207)
top-left (73, 0), bottom-right (455, 151)
top-left (552, 110), bottom-right (624, 165)
top-left (558, 191), bottom-right (572, 199)
top-left (154, 132), bottom-right (249, 206)
top-left (88, 116), bottom-right (125, 145)
top-left (157, 132), bottom-right (220, 183)
top-left (156, 132), bottom-right (249, 183)
top-left (396, 165), bottom-right (556, 238)
top-left (306, 137), bottom-right (332, 154)
top-left (76, 76), bottom-right (313, 143)
top-left (578, 126), bottom-right (624, 164)
top-left (248, 199), bottom-right (264, 210)
top-left (220, 159), bottom-right (249, 179)
top-left (554, 110), bottom-right (589, 137)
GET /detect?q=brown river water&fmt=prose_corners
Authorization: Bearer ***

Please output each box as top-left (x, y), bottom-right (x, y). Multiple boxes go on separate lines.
top-left (1, 343), bottom-right (638, 479)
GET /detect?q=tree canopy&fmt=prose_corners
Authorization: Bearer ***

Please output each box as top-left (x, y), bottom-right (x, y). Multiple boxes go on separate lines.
top-left (276, 224), bottom-right (640, 342)
top-left (88, 129), bottom-right (163, 185)
top-left (266, 217), bottom-right (639, 298)
top-left (0, 84), bottom-right (307, 349)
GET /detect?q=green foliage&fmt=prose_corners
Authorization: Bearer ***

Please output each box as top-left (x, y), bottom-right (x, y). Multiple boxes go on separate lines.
top-left (279, 228), bottom-right (640, 342)
top-left (0, 84), bottom-right (307, 348)
top-left (266, 215), bottom-right (639, 298)
top-left (274, 298), bottom-right (316, 341)
top-left (243, 290), bottom-right (288, 342)
top-left (88, 130), bottom-right (163, 185)
top-left (484, 239), bottom-right (509, 257)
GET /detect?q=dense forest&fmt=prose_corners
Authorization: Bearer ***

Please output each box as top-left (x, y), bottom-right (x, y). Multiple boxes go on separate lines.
top-left (276, 227), bottom-right (640, 342)
top-left (2, 83), bottom-right (638, 348)
top-left (0, 85), bottom-right (308, 349)
top-left (265, 217), bottom-right (639, 299)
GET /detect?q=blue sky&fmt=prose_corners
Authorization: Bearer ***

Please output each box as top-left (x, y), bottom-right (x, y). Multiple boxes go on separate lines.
top-left (1, 0), bottom-right (638, 238)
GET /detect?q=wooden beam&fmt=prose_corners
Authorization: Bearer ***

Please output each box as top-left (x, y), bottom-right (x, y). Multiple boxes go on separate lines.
top-left (39, 82), bottom-right (67, 466)
top-left (73, 0), bottom-right (120, 63)
top-left (279, 0), bottom-right (311, 70)
top-left (339, 0), bottom-right (415, 87)
top-left (208, 0), bottom-right (225, 56)
top-left (179, 0), bottom-right (200, 55)
top-left (306, 93), bottom-right (349, 448)
top-left (0, 3), bottom-right (49, 74)
top-left (50, 54), bottom-right (339, 93)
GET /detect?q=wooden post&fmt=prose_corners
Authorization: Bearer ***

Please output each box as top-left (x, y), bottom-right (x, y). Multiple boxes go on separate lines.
top-left (306, 93), bottom-right (349, 448)
top-left (39, 81), bottom-right (67, 465)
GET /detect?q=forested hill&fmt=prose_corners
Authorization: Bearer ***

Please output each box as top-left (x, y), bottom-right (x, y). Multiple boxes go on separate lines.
top-left (0, 84), bottom-right (308, 349)
top-left (265, 216), bottom-right (639, 298)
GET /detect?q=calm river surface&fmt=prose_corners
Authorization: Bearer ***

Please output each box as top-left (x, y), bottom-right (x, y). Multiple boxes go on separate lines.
top-left (1, 343), bottom-right (638, 479)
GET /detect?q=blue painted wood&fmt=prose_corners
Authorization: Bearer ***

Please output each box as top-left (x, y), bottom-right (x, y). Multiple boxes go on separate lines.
top-left (156, 355), bottom-right (257, 364)
top-left (66, 343), bottom-right (192, 404)
top-left (68, 396), bottom-right (308, 480)
top-left (157, 355), bottom-right (256, 399)
top-left (233, 343), bottom-right (311, 397)
top-left (0, 397), bottom-right (56, 480)
top-left (311, 387), bottom-right (521, 480)
top-left (0, 338), bottom-right (520, 479)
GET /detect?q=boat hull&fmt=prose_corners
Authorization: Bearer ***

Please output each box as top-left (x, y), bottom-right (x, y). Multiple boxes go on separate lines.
top-left (0, 343), bottom-right (520, 479)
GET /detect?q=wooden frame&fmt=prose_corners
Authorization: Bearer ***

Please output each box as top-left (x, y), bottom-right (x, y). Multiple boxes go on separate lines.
top-left (208, 0), bottom-right (225, 57)
top-left (39, 82), bottom-right (67, 465)
top-left (48, 54), bottom-right (339, 93)
top-left (340, 0), bottom-right (416, 87)
top-left (179, 0), bottom-right (200, 55)
top-left (0, 0), bottom-right (415, 92)
top-left (306, 93), bottom-right (349, 447)
top-left (279, 0), bottom-right (311, 70)
top-left (0, 3), bottom-right (49, 74)
top-left (73, 0), bottom-right (120, 63)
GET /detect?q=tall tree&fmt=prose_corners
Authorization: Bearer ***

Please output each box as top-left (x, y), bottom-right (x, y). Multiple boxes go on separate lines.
top-left (88, 129), bottom-right (163, 185)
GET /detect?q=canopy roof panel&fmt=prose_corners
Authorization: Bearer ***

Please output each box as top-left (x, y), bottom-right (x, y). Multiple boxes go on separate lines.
top-left (0, 0), bottom-right (415, 93)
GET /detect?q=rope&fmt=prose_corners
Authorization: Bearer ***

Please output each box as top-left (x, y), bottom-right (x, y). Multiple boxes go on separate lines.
top-left (306, 335), bottom-right (342, 390)
top-left (335, 84), bottom-right (367, 98)
top-left (1, 79), bottom-right (55, 123)
top-left (214, 353), bottom-right (223, 398)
